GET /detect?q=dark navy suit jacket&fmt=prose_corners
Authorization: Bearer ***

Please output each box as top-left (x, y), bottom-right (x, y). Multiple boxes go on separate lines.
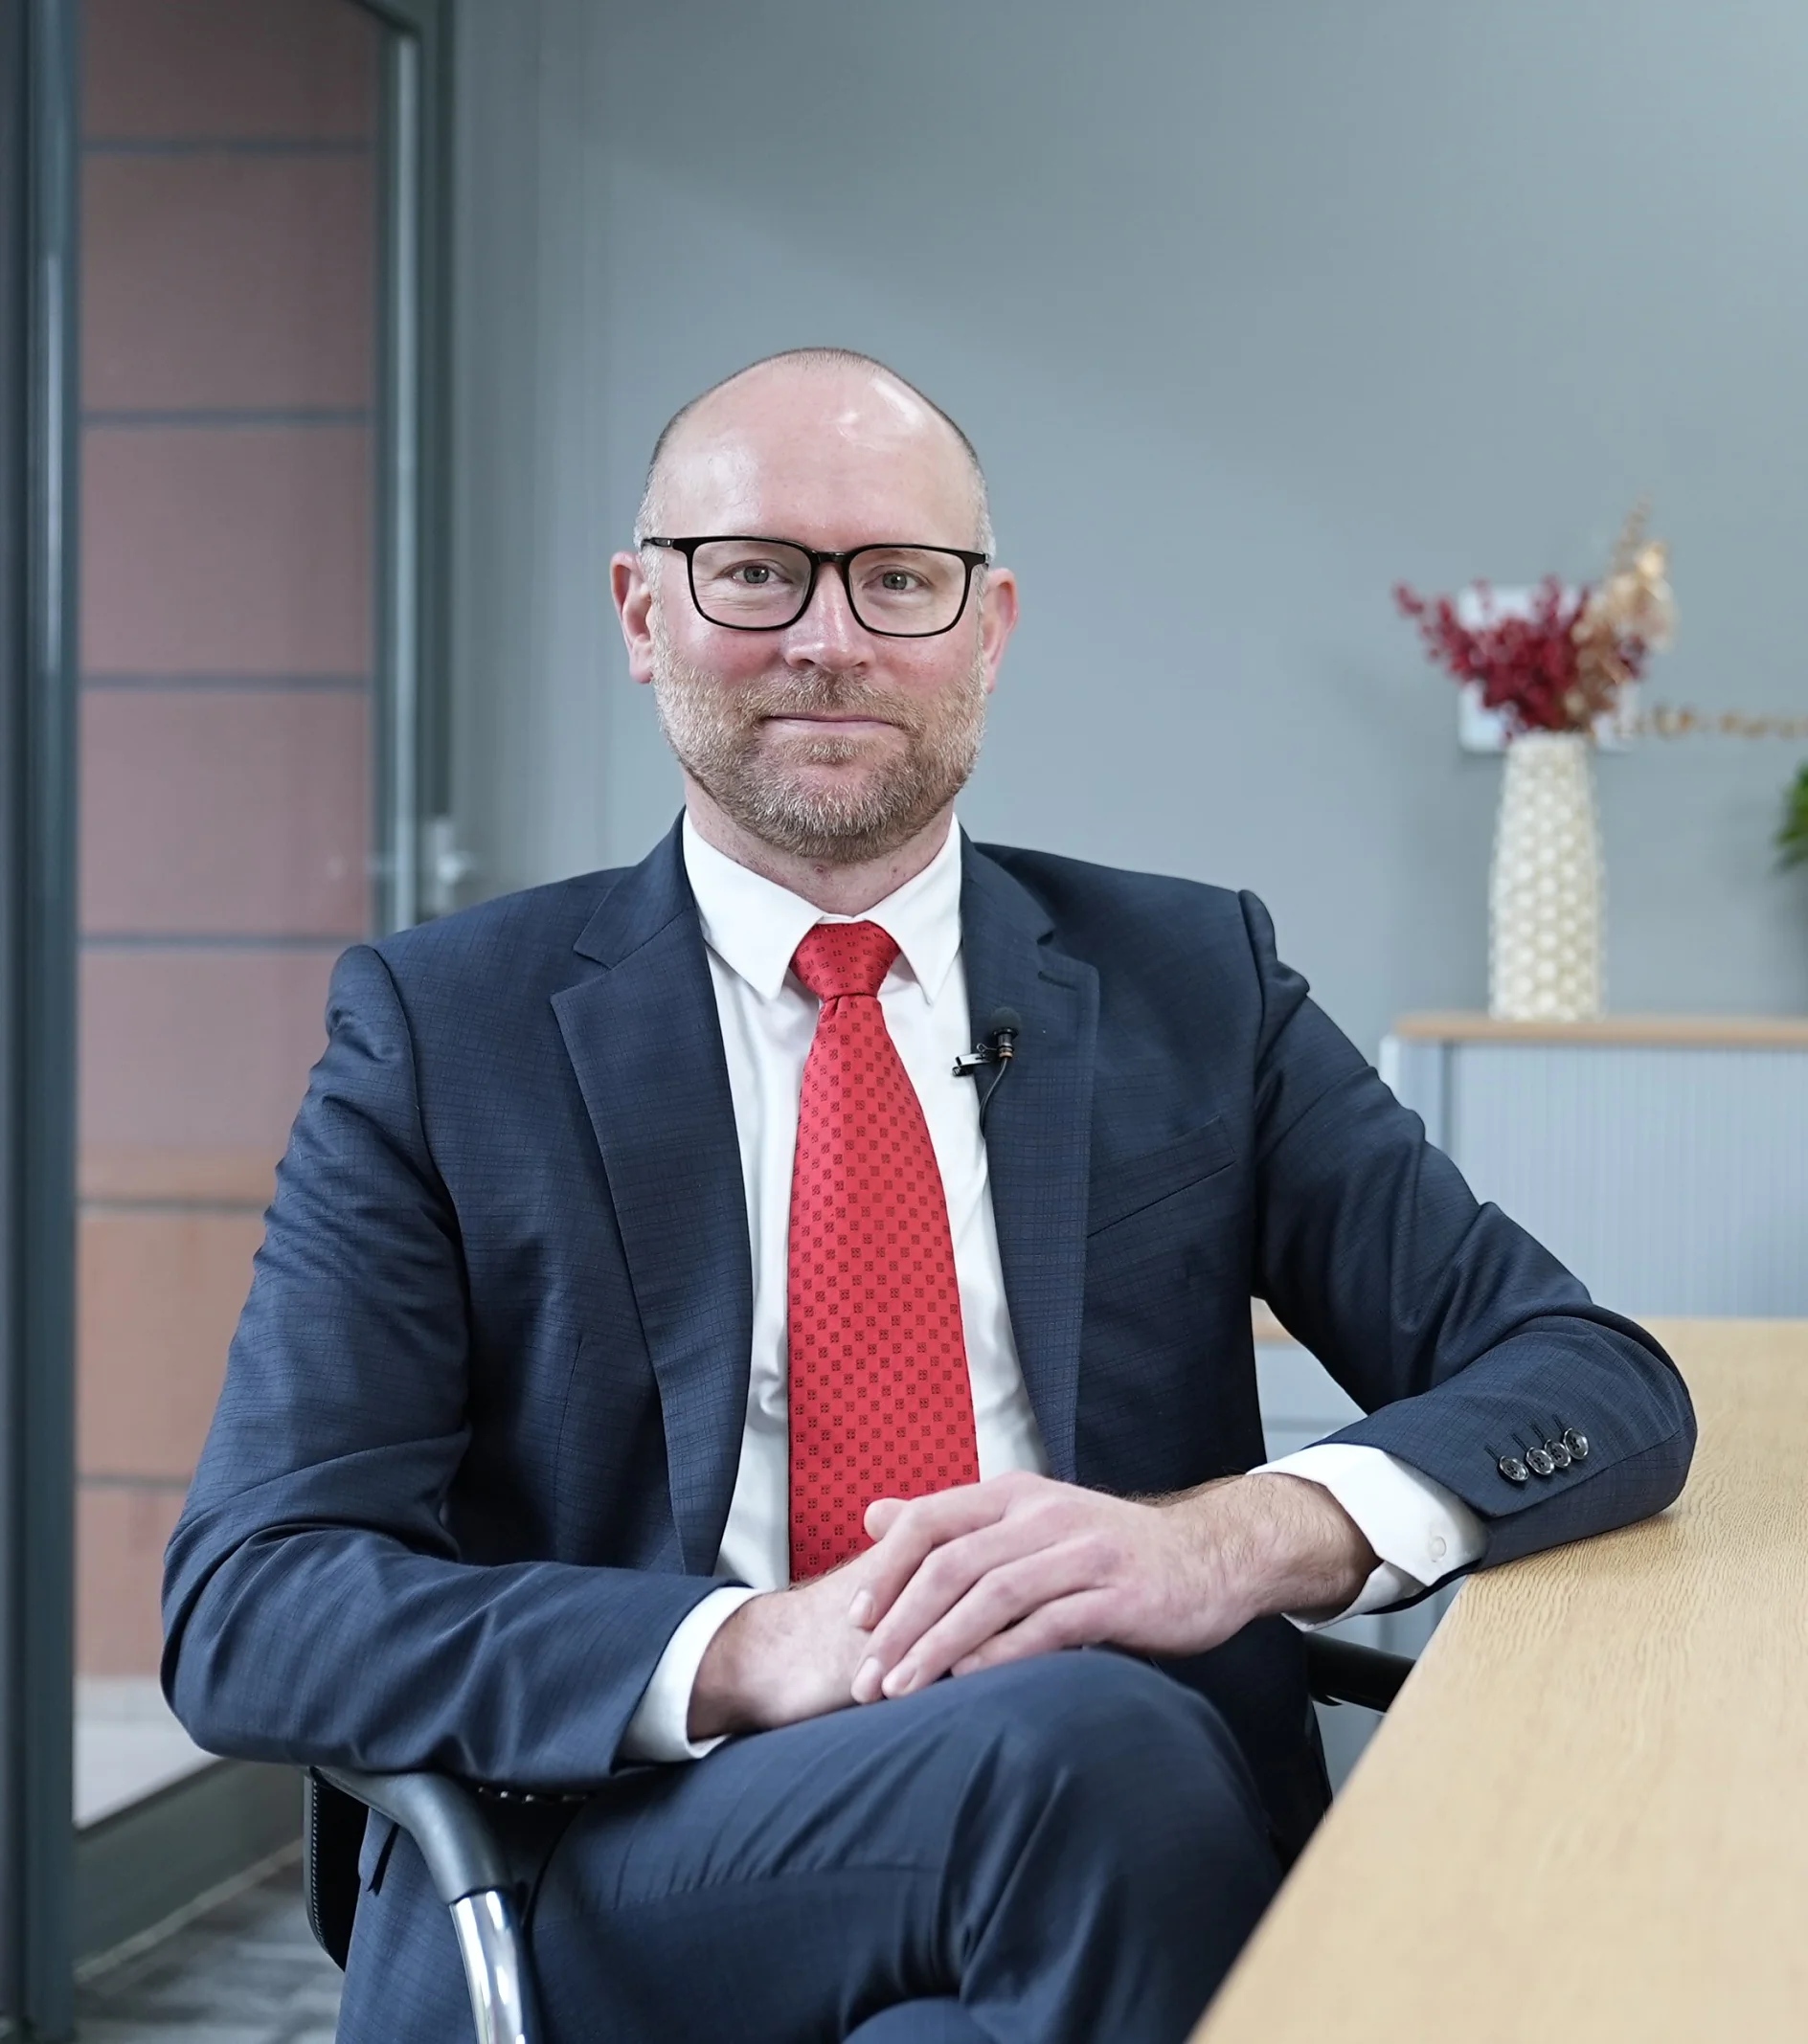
top-left (162, 822), bottom-right (1695, 1863)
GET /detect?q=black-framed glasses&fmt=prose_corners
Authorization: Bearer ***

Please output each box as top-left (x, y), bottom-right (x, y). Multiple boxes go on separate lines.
top-left (640, 534), bottom-right (990, 638)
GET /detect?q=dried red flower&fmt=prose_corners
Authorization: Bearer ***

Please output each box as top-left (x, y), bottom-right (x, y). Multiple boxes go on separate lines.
top-left (1393, 575), bottom-right (1605, 734)
top-left (1398, 514), bottom-right (1672, 737)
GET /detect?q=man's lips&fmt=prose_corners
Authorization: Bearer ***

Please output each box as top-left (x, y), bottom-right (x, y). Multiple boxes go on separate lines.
top-left (762, 712), bottom-right (901, 732)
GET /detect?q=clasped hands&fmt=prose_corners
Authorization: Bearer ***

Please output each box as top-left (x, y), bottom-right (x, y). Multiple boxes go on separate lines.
top-left (688, 1470), bottom-right (1376, 1742)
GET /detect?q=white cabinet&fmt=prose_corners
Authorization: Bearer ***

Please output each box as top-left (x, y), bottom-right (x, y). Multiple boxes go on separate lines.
top-left (1380, 1014), bottom-right (1808, 1318)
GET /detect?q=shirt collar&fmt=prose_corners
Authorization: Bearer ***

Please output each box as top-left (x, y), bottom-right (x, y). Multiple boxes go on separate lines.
top-left (681, 812), bottom-right (963, 1004)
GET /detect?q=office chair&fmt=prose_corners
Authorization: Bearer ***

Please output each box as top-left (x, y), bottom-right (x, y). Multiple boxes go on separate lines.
top-left (303, 1634), bottom-right (1412, 2044)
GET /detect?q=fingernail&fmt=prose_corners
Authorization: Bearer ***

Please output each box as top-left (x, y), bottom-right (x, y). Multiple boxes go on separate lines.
top-left (883, 1664), bottom-right (915, 1698)
top-left (853, 1657), bottom-right (883, 1702)
top-left (848, 1589), bottom-right (874, 1628)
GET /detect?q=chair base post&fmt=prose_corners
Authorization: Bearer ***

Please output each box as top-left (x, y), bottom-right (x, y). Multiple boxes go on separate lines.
top-left (450, 1889), bottom-right (538, 2044)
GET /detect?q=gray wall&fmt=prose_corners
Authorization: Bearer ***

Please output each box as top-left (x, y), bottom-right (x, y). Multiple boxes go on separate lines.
top-left (449, 0), bottom-right (1808, 1059)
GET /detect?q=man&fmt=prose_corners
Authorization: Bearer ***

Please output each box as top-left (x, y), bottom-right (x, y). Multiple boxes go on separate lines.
top-left (164, 348), bottom-right (1694, 2043)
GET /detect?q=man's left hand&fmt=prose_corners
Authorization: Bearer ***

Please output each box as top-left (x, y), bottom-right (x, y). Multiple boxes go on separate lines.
top-left (846, 1471), bottom-right (1378, 1705)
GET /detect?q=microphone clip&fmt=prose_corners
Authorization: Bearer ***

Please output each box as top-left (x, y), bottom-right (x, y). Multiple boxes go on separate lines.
top-left (954, 1010), bottom-right (1022, 1132)
top-left (953, 1016), bottom-right (1019, 1078)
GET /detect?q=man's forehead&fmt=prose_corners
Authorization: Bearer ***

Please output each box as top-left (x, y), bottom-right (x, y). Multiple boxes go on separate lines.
top-left (656, 367), bottom-right (977, 539)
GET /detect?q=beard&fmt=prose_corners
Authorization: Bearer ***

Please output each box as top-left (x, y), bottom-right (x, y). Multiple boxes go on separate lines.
top-left (650, 625), bottom-right (988, 865)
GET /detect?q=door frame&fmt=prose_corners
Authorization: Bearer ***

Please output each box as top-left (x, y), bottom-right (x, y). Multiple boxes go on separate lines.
top-left (367, 0), bottom-right (455, 932)
top-left (0, 0), bottom-right (80, 2031)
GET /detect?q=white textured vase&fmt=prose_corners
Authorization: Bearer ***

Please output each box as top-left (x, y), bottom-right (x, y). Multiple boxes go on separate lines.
top-left (1488, 730), bottom-right (1605, 1022)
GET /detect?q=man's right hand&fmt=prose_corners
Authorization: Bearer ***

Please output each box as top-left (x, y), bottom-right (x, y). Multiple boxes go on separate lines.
top-left (689, 1549), bottom-right (890, 1741)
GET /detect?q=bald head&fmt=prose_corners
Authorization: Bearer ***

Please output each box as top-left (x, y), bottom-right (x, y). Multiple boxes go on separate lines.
top-left (636, 348), bottom-right (993, 554)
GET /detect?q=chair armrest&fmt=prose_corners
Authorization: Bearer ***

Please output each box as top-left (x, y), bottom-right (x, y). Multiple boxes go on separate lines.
top-left (316, 1765), bottom-right (512, 1907)
top-left (1303, 1636), bottom-right (1413, 1714)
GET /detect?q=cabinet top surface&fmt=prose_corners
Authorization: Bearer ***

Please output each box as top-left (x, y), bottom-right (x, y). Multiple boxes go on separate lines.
top-left (1391, 1011), bottom-right (1808, 1046)
top-left (1192, 1318), bottom-right (1808, 2044)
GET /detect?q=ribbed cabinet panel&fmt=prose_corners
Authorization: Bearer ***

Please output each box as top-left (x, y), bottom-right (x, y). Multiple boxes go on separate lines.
top-left (1393, 1040), bottom-right (1808, 1319)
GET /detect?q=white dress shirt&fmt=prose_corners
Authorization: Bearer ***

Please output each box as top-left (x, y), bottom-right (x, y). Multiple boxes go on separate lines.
top-left (621, 815), bottom-right (1481, 1762)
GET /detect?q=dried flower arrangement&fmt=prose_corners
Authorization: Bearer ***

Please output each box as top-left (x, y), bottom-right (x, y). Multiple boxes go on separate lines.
top-left (1393, 508), bottom-right (1676, 735)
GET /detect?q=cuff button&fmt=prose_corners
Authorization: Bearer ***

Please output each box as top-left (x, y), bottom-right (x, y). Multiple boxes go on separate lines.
top-left (1497, 1453), bottom-right (1530, 1484)
top-left (1563, 1427), bottom-right (1590, 1461)
top-left (1526, 1446), bottom-right (1557, 1477)
top-left (1545, 1437), bottom-right (1572, 1470)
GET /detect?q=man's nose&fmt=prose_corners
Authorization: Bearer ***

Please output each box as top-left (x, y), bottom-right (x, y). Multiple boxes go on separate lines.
top-left (781, 561), bottom-right (870, 666)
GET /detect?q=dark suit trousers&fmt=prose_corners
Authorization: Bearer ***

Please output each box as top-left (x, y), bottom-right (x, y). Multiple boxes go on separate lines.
top-left (336, 1652), bottom-right (1281, 2044)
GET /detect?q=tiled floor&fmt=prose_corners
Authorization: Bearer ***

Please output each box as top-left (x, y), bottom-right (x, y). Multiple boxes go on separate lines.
top-left (76, 1861), bottom-right (343, 2043)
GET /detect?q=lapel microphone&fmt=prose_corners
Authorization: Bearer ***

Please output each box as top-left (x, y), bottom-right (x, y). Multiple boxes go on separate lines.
top-left (954, 1008), bottom-right (1022, 1130)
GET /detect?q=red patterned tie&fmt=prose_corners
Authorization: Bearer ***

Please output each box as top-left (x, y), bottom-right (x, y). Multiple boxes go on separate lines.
top-left (787, 921), bottom-right (982, 1580)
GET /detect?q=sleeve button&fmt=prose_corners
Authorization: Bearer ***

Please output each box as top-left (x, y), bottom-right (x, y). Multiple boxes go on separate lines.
top-left (1498, 1454), bottom-right (1530, 1484)
top-left (1563, 1427), bottom-right (1590, 1461)
top-left (1545, 1437), bottom-right (1572, 1469)
top-left (1526, 1446), bottom-right (1557, 1477)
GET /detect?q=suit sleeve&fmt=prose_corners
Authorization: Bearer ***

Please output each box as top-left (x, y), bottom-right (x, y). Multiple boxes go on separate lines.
top-left (161, 945), bottom-right (721, 1787)
top-left (1240, 892), bottom-right (1695, 1575)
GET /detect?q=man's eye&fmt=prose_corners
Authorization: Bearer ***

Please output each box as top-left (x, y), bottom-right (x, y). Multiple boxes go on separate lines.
top-left (716, 557), bottom-right (799, 590)
top-left (866, 566), bottom-right (928, 596)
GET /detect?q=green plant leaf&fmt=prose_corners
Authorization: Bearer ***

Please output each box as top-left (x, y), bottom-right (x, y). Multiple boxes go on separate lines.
top-left (1781, 762), bottom-right (1808, 867)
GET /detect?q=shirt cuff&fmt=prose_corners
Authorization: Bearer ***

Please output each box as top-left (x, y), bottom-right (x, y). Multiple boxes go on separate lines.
top-left (619, 1585), bottom-right (762, 1763)
top-left (1253, 1442), bottom-right (1486, 1628)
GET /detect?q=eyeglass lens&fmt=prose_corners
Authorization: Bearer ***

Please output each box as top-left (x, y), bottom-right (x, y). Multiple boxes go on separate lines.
top-left (688, 540), bottom-right (971, 636)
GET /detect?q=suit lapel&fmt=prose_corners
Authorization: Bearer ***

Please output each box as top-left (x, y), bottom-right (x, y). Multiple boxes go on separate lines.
top-left (960, 842), bottom-right (1098, 1482)
top-left (552, 824), bottom-right (752, 1575)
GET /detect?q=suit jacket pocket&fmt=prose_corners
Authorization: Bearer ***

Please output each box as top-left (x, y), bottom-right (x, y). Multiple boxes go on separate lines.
top-left (1087, 1116), bottom-right (1235, 1237)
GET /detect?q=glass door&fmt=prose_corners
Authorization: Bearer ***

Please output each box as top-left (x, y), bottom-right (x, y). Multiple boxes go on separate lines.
top-left (74, 0), bottom-right (391, 1823)
top-left (75, 0), bottom-right (451, 1795)
top-left (1, 0), bottom-right (448, 2027)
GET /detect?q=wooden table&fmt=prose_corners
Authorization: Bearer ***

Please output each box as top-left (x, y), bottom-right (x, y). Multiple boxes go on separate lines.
top-left (1193, 1319), bottom-right (1808, 2043)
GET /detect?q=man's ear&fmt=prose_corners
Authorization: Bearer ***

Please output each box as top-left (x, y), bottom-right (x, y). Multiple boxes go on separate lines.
top-left (611, 550), bottom-right (657, 685)
top-left (977, 565), bottom-right (1020, 694)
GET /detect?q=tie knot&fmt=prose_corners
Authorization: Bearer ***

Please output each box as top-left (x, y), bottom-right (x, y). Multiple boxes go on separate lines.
top-left (792, 921), bottom-right (899, 1002)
